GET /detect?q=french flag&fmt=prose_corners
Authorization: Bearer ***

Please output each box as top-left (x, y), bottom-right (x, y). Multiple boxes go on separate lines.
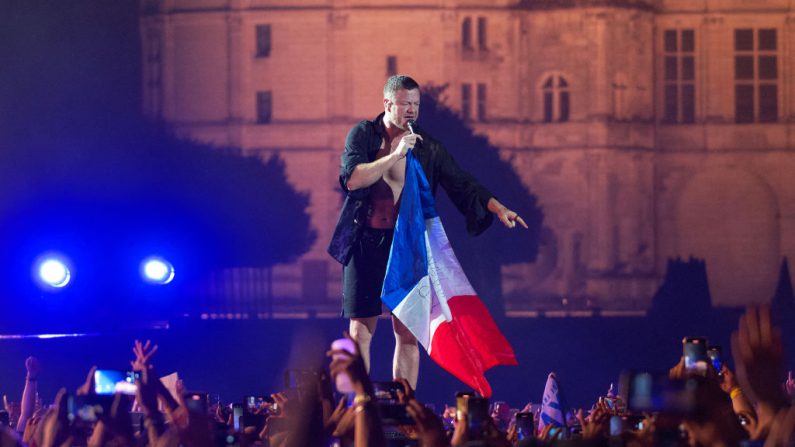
top-left (380, 152), bottom-right (517, 397)
top-left (538, 372), bottom-right (566, 432)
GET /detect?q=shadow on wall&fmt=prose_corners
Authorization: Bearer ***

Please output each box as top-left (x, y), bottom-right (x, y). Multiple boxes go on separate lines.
top-left (649, 256), bottom-right (795, 370)
top-left (0, 122), bottom-right (316, 333)
top-left (417, 84), bottom-right (544, 317)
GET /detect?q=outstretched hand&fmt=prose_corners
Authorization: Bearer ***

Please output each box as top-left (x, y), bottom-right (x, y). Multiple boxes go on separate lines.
top-left (487, 198), bottom-right (528, 229)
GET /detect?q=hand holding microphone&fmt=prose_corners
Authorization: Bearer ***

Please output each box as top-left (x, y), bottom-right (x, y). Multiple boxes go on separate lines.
top-left (395, 120), bottom-right (422, 160)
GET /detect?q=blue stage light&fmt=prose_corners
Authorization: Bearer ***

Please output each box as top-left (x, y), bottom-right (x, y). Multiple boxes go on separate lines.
top-left (141, 257), bottom-right (175, 284)
top-left (37, 258), bottom-right (71, 288)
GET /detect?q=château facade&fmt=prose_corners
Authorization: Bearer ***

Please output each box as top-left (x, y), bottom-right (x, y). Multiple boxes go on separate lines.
top-left (140, 0), bottom-right (795, 317)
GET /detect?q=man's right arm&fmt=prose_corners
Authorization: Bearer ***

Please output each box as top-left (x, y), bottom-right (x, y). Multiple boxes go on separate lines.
top-left (345, 132), bottom-right (418, 191)
top-left (345, 152), bottom-right (402, 191)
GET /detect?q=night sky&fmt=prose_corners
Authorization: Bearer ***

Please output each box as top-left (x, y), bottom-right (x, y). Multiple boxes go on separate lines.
top-left (1, 0), bottom-right (141, 136)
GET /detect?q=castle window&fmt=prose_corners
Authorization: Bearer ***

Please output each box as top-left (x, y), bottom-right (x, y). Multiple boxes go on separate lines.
top-left (462, 17), bottom-right (472, 50)
top-left (461, 83), bottom-right (472, 121)
top-left (477, 17), bottom-right (487, 50)
top-left (386, 55), bottom-right (397, 76)
top-left (256, 91), bottom-right (272, 124)
top-left (477, 83), bottom-right (487, 121)
top-left (256, 24), bottom-right (271, 58)
top-left (735, 28), bottom-right (778, 123)
top-left (542, 76), bottom-right (569, 123)
top-left (662, 29), bottom-right (695, 124)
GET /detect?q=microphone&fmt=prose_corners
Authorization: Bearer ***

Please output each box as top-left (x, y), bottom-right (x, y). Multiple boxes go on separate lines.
top-left (407, 119), bottom-right (417, 134)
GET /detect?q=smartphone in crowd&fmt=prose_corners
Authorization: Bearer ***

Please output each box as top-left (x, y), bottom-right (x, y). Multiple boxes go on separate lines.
top-left (372, 381), bottom-right (402, 403)
top-left (244, 395), bottom-right (274, 413)
top-left (466, 397), bottom-right (489, 440)
top-left (184, 392), bottom-right (209, 415)
top-left (130, 412), bottom-right (144, 433)
top-left (707, 346), bottom-right (723, 374)
top-left (94, 369), bottom-right (139, 396)
top-left (67, 394), bottom-right (114, 424)
top-left (231, 403), bottom-right (244, 432)
top-left (683, 337), bottom-right (709, 374)
top-left (455, 391), bottom-right (474, 422)
top-left (609, 415), bottom-right (624, 436)
top-left (371, 382), bottom-right (414, 425)
top-left (515, 412), bottom-right (533, 441)
top-left (620, 370), bottom-right (696, 415)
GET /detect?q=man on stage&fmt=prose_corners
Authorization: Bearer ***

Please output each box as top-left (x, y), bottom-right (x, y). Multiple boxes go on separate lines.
top-left (328, 75), bottom-right (526, 389)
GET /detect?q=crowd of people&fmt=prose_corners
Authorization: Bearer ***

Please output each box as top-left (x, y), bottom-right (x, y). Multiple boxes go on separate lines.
top-left (1, 305), bottom-right (794, 447)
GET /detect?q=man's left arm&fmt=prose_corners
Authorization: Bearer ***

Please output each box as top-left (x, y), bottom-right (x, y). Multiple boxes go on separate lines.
top-left (434, 142), bottom-right (527, 232)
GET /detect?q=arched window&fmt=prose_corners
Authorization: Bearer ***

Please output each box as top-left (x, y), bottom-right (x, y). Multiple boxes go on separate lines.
top-left (542, 75), bottom-right (570, 122)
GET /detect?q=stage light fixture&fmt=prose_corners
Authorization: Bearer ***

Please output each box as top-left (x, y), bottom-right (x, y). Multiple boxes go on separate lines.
top-left (37, 257), bottom-right (71, 288)
top-left (141, 257), bottom-right (175, 285)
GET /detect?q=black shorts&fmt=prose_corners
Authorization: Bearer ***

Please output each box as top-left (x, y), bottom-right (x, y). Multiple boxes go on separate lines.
top-left (342, 227), bottom-right (394, 318)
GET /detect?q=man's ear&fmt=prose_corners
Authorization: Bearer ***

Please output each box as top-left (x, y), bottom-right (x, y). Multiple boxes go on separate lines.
top-left (383, 97), bottom-right (391, 112)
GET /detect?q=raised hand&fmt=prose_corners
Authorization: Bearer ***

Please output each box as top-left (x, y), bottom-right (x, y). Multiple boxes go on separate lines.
top-left (784, 371), bottom-right (795, 399)
top-left (76, 366), bottom-right (97, 396)
top-left (719, 364), bottom-right (740, 394)
top-left (537, 424), bottom-right (564, 443)
top-left (393, 132), bottom-right (423, 160)
top-left (394, 377), bottom-right (415, 404)
top-left (131, 339), bottom-right (158, 372)
top-left (579, 404), bottom-right (610, 440)
top-left (766, 405), bottom-right (795, 447)
top-left (669, 356), bottom-right (686, 380)
top-left (405, 399), bottom-right (447, 447)
top-left (25, 357), bottom-right (41, 380)
top-left (4, 395), bottom-right (20, 428)
top-left (327, 332), bottom-right (371, 395)
top-left (40, 388), bottom-right (71, 447)
top-left (731, 306), bottom-right (788, 411)
top-left (324, 396), bottom-right (348, 434)
top-left (135, 364), bottom-right (160, 417)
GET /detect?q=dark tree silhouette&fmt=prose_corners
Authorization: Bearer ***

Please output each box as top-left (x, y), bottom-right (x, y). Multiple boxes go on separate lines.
top-left (0, 1), bottom-right (314, 332)
top-left (0, 124), bottom-right (315, 332)
top-left (771, 258), bottom-right (795, 370)
top-left (418, 85), bottom-right (543, 315)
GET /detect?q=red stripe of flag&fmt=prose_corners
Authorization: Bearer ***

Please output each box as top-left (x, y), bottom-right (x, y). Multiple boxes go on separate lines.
top-left (429, 295), bottom-right (518, 397)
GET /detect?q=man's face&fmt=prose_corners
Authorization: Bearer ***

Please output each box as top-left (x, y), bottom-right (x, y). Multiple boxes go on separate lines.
top-left (384, 88), bottom-right (420, 130)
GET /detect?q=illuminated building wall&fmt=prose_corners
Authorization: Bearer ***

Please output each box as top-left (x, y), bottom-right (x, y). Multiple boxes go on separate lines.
top-left (140, 0), bottom-right (795, 316)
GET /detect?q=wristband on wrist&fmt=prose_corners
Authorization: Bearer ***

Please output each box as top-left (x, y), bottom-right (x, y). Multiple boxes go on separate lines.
top-left (352, 394), bottom-right (372, 407)
top-left (730, 387), bottom-right (743, 399)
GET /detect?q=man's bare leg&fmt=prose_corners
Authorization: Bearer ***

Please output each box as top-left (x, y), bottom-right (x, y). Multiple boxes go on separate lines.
top-left (349, 317), bottom-right (379, 372)
top-left (391, 315), bottom-right (419, 389)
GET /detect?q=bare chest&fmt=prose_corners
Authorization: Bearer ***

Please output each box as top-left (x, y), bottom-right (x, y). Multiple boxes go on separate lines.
top-left (375, 140), bottom-right (405, 201)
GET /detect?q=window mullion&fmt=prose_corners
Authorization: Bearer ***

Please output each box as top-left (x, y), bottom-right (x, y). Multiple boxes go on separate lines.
top-left (552, 84), bottom-right (559, 121)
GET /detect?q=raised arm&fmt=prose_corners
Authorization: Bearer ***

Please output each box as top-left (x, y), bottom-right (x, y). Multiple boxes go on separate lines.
top-left (15, 356), bottom-right (40, 433)
top-left (328, 332), bottom-right (386, 447)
